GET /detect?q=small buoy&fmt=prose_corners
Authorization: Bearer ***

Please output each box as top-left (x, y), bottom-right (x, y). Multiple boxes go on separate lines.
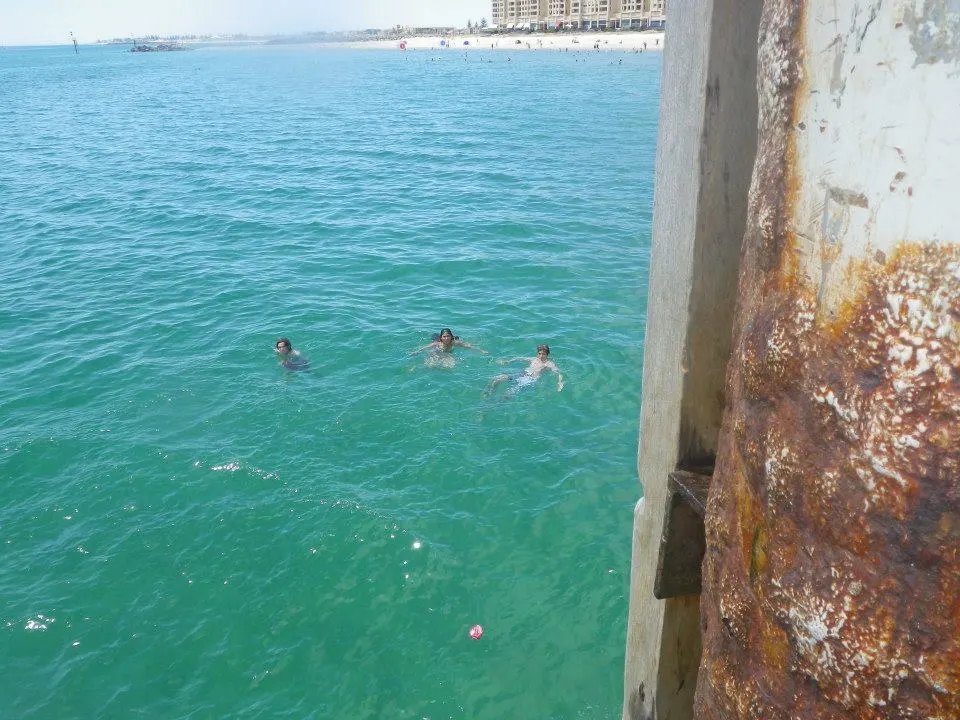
top-left (469, 624), bottom-right (484, 640)
top-left (399, 41), bottom-right (407, 50)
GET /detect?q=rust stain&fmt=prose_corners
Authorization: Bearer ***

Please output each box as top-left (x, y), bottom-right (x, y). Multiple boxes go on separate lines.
top-left (759, 617), bottom-right (790, 670)
top-left (889, 171), bottom-right (907, 192)
top-left (695, 0), bottom-right (960, 716)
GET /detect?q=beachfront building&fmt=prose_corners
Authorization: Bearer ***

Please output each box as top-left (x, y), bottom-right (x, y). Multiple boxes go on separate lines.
top-left (646, 0), bottom-right (667, 28)
top-left (493, 0), bottom-right (666, 30)
top-left (545, 0), bottom-right (569, 31)
top-left (575, 0), bottom-right (612, 30)
top-left (619, 1), bottom-right (647, 29)
top-left (491, 0), bottom-right (506, 29)
top-left (500, 0), bottom-right (547, 32)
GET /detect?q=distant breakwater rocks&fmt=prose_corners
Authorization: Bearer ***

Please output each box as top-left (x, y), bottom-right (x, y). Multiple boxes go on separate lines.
top-left (131, 42), bottom-right (189, 53)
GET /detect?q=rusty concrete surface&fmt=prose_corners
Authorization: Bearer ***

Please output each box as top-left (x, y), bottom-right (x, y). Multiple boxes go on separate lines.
top-left (694, 0), bottom-right (960, 717)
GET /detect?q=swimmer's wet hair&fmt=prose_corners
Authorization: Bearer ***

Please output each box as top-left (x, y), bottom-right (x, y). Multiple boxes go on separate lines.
top-left (276, 337), bottom-right (292, 350)
top-left (537, 344), bottom-right (550, 354)
top-left (437, 328), bottom-right (459, 340)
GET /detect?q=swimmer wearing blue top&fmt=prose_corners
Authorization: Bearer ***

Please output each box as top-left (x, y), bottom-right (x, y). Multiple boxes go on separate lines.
top-left (485, 344), bottom-right (564, 396)
top-left (275, 337), bottom-right (310, 371)
top-left (409, 328), bottom-right (487, 368)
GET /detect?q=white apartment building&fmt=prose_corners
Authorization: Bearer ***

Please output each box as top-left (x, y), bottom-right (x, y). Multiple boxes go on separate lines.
top-left (499, 0), bottom-right (546, 31)
top-left (491, 0), bottom-right (506, 29)
top-left (619, 0), bottom-right (646, 28)
top-left (647, 0), bottom-right (667, 27)
top-left (494, 0), bottom-right (666, 30)
top-left (545, 0), bottom-right (567, 30)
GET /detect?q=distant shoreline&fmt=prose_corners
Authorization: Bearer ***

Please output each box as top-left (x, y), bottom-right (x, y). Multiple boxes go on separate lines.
top-left (327, 31), bottom-right (665, 52)
top-left (9, 27), bottom-right (667, 50)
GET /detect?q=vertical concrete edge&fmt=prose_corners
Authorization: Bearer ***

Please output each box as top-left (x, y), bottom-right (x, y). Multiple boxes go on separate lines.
top-left (622, 1), bottom-right (714, 718)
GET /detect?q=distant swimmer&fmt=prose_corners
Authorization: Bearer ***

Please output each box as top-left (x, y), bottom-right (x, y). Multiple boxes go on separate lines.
top-left (484, 344), bottom-right (564, 397)
top-left (409, 328), bottom-right (487, 368)
top-left (275, 337), bottom-right (310, 371)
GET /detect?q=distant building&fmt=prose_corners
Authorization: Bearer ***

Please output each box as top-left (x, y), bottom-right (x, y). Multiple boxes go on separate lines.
top-left (409, 26), bottom-right (457, 35)
top-left (492, 1), bottom-right (505, 29)
top-left (492, 0), bottom-right (667, 30)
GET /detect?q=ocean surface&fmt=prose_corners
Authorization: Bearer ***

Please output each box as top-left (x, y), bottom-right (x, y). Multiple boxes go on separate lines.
top-left (0, 43), bottom-right (660, 719)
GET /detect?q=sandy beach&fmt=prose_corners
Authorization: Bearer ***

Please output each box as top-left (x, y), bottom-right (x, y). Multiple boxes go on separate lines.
top-left (332, 31), bottom-right (665, 53)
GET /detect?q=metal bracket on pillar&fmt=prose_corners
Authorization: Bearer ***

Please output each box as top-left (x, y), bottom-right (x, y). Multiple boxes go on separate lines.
top-left (653, 469), bottom-right (712, 599)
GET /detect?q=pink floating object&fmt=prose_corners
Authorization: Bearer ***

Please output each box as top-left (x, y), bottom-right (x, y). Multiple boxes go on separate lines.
top-left (469, 624), bottom-right (484, 640)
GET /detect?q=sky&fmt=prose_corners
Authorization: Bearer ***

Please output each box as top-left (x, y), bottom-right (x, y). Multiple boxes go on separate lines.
top-left (0, 0), bottom-right (492, 45)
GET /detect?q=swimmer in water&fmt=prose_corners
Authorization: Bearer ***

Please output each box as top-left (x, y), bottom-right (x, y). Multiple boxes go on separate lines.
top-left (409, 328), bottom-right (487, 368)
top-left (484, 344), bottom-right (564, 396)
top-left (275, 337), bottom-right (310, 371)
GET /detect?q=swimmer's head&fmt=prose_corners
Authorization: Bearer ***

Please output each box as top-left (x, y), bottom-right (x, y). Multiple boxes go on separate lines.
top-left (438, 328), bottom-right (456, 345)
top-left (537, 344), bottom-right (550, 358)
top-left (275, 337), bottom-right (292, 355)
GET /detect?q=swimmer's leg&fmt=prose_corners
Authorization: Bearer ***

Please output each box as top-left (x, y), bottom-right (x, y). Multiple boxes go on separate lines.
top-left (484, 373), bottom-right (510, 397)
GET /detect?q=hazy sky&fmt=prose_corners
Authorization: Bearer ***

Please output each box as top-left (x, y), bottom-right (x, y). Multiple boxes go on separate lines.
top-left (1, 0), bottom-right (492, 45)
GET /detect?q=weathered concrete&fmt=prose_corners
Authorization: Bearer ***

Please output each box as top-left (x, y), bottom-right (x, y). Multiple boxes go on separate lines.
top-left (622, 0), bottom-right (762, 715)
top-left (696, 0), bottom-right (960, 716)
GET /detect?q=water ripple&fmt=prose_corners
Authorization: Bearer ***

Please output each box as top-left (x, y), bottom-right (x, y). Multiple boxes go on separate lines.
top-left (0, 44), bottom-right (660, 720)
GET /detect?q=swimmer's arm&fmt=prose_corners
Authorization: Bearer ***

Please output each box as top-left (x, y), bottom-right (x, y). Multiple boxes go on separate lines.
top-left (456, 340), bottom-right (488, 354)
top-left (549, 362), bottom-right (564, 391)
top-left (408, 343), bottom-right (437, 356)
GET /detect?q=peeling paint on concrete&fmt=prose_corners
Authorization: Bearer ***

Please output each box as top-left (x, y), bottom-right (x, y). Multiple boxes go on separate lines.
top-left (903, 0), bottom-right (960, 66)
top-left (790, 0), bottom-right (960, 321)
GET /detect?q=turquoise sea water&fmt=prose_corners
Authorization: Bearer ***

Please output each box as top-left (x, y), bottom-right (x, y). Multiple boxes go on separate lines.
top-left (0, 43), bottom-right (659, 719)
